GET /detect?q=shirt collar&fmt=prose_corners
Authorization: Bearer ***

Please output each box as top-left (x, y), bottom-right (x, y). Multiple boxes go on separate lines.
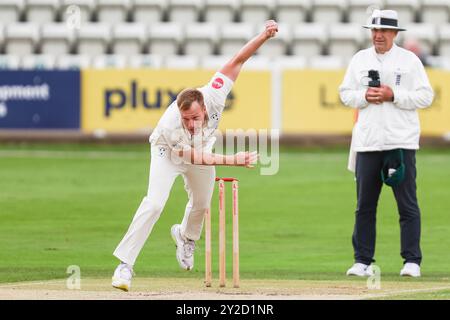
top-left (372, 43), bottom-right (397, 60)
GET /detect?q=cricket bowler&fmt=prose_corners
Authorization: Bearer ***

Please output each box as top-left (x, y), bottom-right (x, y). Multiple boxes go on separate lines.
top-left (112, 20), bottom-right (279, 291)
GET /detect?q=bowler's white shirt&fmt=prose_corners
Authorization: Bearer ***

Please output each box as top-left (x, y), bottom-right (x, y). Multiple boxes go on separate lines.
top-left (149, 72), bottom-right (234, 153)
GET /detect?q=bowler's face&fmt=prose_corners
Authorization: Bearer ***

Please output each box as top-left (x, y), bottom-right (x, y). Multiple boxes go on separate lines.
top-left (180, 101), bottom-right (206, 135)
top-left (372, 29), bottom-right (398, 54)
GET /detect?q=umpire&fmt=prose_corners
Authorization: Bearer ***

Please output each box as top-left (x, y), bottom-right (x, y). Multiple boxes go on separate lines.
top-left (339, 9), bottom-right (434, 277)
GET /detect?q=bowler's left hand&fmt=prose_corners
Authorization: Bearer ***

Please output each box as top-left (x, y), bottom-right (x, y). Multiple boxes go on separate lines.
top-left (264, 20), bottom-right (278, 39)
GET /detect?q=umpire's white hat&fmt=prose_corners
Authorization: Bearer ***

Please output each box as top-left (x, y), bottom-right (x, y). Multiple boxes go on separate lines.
top-left (363, 9), bottom-right (406, 31)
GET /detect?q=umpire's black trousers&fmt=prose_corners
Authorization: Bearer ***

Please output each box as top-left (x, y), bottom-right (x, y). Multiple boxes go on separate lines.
top-left (353, 150), bottom-right (422, 265)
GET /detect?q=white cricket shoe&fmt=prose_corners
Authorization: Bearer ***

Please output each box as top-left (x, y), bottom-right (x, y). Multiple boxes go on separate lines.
top-left (400, 263), bottom-right (421, 277)
top-left (171, 224), bottom-right (195, 271)
top-left (346, 263), bottom-right (374, 277)
top-left (112, 262), bottom-right (134, 291)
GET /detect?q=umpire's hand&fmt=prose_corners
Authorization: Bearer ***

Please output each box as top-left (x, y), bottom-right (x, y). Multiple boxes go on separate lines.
top-left (365, 85), bottom-right (394, 104)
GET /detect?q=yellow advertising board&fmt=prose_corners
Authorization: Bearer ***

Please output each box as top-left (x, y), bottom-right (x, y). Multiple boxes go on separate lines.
top-left (282, 69), bottom-right (450, 136)
top-left (419, 69), bottom-right (450, 136)
top-left (81, 69), bottom-right (271, 133)
top-left (282, 70), bottom-right (354, 134)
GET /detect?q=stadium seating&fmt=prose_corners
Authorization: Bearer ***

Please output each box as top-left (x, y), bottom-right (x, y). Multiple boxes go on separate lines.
top-left (420, 0), bottom-right (450, 25)
top-left (328, 23), bottom-right (363, 59)
top-left (0, 25), bottom-right (4, 54)
top-left (348, 0), bottom-right (384, 24)
top-left (439, 25), bottom-right (450, 57)
top-left (204, 0), bottom-right (237, 24)
top-left (399, 23), bottom-right (437, 56)
top-left (184, 23), bottom-right (219, 56)
top-left (25, 0), bottom-right (59, 24)
top-left (241, 55), bottom-right (271, 69)
top-left (167, 0), bottom-right (202, 24)
top-left (218, 23), bottom-right (255, 56)
top-left (384, 0), bottom-right (419, 24)
top-left (97, 0), bottom-right (131, 23)
top-left (239, 0), bottom-right (274, 25)
top-left (308, 55), bottom-right (344, 69)
top-left (273, 55), bottom-right (308, 69)
top-left (75, 23), bottom-right (111, 55)
top-left (361, 27), bottom-right (372, 49)
top-left (132, 0), bottom-right (166, 24)
top-left (112, 23), bottom-right (146, 55)
top-left (311, 0), bottom-right (346, 24)
top-left (0, 0), bottom-right (448, 69)
top-left (164, 55), bottom-right (199, 69)
top-left (61, 0), bottom-right (96, 23)
top-left (41, 23), bottom-right (75, 55)
top-left (200, 55), bottom-right (231, 69)
top-left (147, 22), bottom-right (183, 56)
top-left (0, 0), bottom-right (24, 24)
top-left (291, 23), bottom-right (327, 57)
top-left (274, 0), bottom-right (310, 25)
top-left (5, 23), bottom-right (40, 56)
top-left (257, 23), bottom-right (291, 57)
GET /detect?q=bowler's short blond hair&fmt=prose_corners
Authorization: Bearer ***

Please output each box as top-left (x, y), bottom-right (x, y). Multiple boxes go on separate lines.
top-left (177, 88), bottom-right (204, 111)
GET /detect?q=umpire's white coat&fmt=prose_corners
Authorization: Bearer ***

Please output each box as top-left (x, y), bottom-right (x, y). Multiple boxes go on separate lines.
top-left (114, 72), bottom-right (234, 266)
top-left (339, 44), bottom-right (434, 171)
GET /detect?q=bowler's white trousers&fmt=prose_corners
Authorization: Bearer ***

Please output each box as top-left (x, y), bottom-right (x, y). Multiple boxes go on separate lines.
top-left (113, 145), bottom-right (215, 266)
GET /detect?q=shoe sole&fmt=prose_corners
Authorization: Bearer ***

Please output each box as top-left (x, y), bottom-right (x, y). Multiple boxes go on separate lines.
top-left (171, 225), bottom-right (192, 271)
top-left (346, 271), bottom-right (373, 277)
top-left (346, 273), bottom-right (369, 277)
top-left (112, 278), bottom-right (130, 292)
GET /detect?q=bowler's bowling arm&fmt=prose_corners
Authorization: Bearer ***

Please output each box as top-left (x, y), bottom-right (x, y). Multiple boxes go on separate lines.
top-left (176, 148), bottom-right (257, 168)
top-left (219, 20), bottom-right (278, 82)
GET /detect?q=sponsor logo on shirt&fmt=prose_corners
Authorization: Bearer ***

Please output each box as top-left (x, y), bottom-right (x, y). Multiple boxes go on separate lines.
top-left (212, 78), bottom-right (224, 89)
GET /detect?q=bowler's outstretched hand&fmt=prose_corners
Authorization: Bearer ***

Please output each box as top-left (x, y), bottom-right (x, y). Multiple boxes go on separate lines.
top-left (235, 151), bottom-right (259, 168)
top-left (264, 20), bottom-right (278, 39)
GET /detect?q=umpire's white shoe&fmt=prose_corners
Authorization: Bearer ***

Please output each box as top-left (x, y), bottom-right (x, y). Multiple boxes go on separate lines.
top-left (346, 263), bottom-right (374, 277)
top-left (400, 263), bottom-right (421, 277)
top-left (112, 263), bottom-right (134, 291)
top-left (171, 224), bottom-right (195, 271)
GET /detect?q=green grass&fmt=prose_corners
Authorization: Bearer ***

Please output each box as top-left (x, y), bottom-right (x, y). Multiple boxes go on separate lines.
top-left (1, 144), bottom-right (450, 286)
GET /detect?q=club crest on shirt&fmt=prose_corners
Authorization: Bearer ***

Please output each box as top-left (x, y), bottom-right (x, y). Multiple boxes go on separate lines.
top-left (158, 146), bottom-right (167, 157)
top-left (210, 113), bottom-right (220, 121)
top-left (212, 77), bottom-right (224, 89)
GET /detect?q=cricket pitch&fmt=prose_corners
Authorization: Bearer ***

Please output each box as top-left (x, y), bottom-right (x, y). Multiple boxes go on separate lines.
top-left (1, 277), bottom-right (450, 300)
